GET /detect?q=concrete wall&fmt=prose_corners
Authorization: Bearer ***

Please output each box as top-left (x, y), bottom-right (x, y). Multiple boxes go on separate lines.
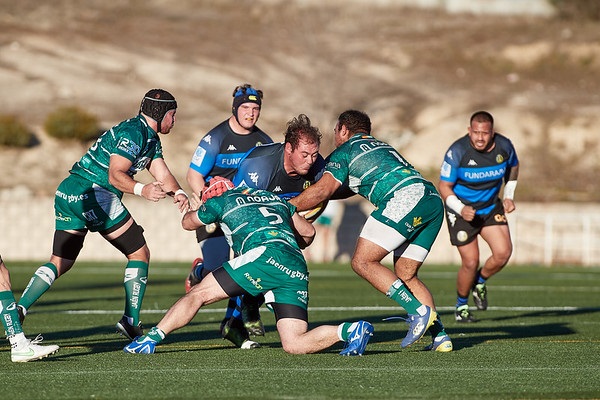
top-left (1, 196), bottom-right (598, 267)
top-left (293, 0), bottom-right (555, 16)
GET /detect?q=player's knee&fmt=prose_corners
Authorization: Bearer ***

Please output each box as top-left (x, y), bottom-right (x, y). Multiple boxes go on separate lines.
top-left (280, 338), bottom-right (305, 355)
top-left (493, 247), bottom-right (512, 266)
top-left (460, 256), bottom-right (480, 271)
top-left (130, 244), bottom-right (150, 261)
top-left (350, 257), bottom-right (368, 276)
top-left (396, 271), bottom-right (417, 286)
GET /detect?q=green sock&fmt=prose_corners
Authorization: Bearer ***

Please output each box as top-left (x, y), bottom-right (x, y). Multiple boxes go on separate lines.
top-left (146, 327), bottom-right (166, 343)
top-left (0, 290), bottom-right (23, 337)
top-left (337, 322), bottom-right (356, 341)
top-left (18, 263), bottom-right (58, 310)
top-left (123, 260), bottom-right (148, 325)
top-left (386, 279), bottom-right (423, 315)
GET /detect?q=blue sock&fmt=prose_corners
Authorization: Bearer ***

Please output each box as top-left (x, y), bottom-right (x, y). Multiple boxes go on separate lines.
top-left (456, 295), bottom-right (469, 308)
top-left (224, 296), bottom-right (243, 320)
top-left (192, 263), bottom-right (204, 281)
top-left (231, 296), bottom-right (243, 320)
top-left (476, 269), bottom-right (487, 285)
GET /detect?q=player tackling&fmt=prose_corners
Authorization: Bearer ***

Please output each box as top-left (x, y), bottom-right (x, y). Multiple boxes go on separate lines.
top-left (124, 178), bottom-right (374, 356)
top-left (289, 109), bottom-right (452, 352)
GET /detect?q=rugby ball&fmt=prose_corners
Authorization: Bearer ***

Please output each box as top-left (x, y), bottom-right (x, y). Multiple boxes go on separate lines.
top-left (298, 201), bottom-right (327, 222)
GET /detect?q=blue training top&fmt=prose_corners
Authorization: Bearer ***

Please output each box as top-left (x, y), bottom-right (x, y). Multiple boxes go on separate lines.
top-left (189, 119), bottom-right (272, 180)
top-left (440, 133), bottom-right (518, 215)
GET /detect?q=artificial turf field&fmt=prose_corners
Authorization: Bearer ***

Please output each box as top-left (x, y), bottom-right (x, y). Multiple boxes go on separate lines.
top-left (1, 261), bottom-right (599, 399)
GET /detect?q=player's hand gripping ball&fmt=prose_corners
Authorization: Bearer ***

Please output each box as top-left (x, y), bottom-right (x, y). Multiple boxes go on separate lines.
top-left (202, 176), bottom-right (235, 202)
top-left (298, 201), bottom-right (326, 222)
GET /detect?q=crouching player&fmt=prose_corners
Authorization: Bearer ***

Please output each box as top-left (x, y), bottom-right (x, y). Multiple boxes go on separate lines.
top-left (124, 177), bottom-right (373, 355)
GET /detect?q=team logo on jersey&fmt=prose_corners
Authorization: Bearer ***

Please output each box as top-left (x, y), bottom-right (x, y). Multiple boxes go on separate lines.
top-left (249, 172), bottom-right (259, 185)
top-left (412, 216), bottom-right (423, 227)
top-left (227, 144), bottom-right (237, 151)
top-left (440, 161), bottom-right (452, 179)
top-left (303, 181), bottom-right (311, 190)
top-left (446, 149), bottom-right (454, 160)
top-left (273, 186), bottom-right (282, 192)
top-left (496, 154), bottom-right (504, 163)
top-left (457, 230), bottom-right (468, 242)
top-left (203, 135), bottom-right (212, 144)
top-left (256, 141), bottom-right (265, 146)
top-left (191, 146), bottom-right (207, 167)
top-left (468, 159), bottom-right (478, 166)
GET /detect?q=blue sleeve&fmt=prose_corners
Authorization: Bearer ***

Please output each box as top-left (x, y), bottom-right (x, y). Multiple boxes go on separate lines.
top-left (439, 142), bottom-right (462, 183)
top-left (189, 130), bottom-right (223, 177)
top-left (507, 140), bottom-right (519, 168)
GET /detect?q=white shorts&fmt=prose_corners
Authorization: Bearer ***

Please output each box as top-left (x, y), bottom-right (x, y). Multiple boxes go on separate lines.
top-left (360, 216), bottom-right (429, 262)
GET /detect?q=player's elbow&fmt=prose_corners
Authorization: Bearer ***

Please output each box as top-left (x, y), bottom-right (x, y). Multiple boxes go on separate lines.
top-left (298, 233), bottom-right (315, 249)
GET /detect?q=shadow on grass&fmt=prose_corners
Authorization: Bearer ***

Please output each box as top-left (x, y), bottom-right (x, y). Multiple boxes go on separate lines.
top-left (321, 309), bottom-right (593, 353)
top-left (36, 306), bottom-right (599, 359)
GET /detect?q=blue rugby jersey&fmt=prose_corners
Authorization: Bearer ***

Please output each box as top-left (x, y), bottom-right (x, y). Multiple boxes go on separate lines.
top-left (440, 133), bottom-right (518, 215)
top-left (232, 142), bottom-right (326, 200)
top-left (189, 120), bottom-right (272, 181)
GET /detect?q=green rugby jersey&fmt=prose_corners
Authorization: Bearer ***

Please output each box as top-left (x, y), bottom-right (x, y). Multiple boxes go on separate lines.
top-left (326, 134), bottom-right (429, 206)
top-left (197, 188), bottom-right (301, 256)
top-left (70, 115), bottom-right (163, 195)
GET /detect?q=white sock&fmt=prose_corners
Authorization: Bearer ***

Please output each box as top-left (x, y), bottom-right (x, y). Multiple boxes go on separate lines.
top-left (9, 332), bottom-right (27, 348)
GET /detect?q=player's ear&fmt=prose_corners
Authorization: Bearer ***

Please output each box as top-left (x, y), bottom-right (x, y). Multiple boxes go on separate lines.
top-left (284, 142), bottom-right (293, 153)
top-left (340, 125), bottom-right (350, 140)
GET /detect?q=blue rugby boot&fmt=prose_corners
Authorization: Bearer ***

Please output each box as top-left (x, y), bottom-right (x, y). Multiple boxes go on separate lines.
top-left (340, 320), bottom-right (374, 356)
top-left (401, 307), bottom-right (436, 348)
top-left (123, 335), bottom-right (157, 354)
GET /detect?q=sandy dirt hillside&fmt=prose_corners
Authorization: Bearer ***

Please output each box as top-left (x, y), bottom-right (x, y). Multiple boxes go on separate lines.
top-left (1, 0), bottom-right (599, 201)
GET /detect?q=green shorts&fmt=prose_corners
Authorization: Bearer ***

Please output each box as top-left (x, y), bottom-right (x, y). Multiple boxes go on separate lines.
top-left (222, 245), bottom-right (309, 310)
top-left (54, 174), bottom-right (130, 232)
top-left (363, 182), bottom-right (443, 254)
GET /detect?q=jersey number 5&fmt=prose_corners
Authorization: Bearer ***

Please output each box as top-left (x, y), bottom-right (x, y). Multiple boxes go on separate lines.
top-left (258, 206), bottom-right (283, 225)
